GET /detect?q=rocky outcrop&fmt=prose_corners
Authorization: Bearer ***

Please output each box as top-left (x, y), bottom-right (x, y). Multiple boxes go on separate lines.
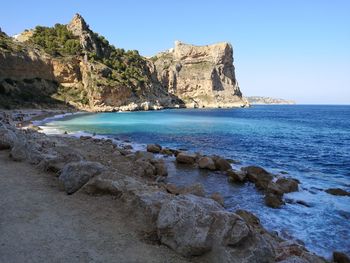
top-left (153, 41), bottom-right (248, 108)
top-left (246, 96), bottom-right (296, 105)
top-left (1, 14), bottom-right (248, 111)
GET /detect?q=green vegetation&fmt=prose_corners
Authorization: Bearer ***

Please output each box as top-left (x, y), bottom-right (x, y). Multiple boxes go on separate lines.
top-left (0, 33), bottom-right (24, 53)
top-left (88, 42), bottom-right (149, 90)
top-left (30, 24), bottom-right (81, 56)
top-left (53, 85), bottom-right (89, 105)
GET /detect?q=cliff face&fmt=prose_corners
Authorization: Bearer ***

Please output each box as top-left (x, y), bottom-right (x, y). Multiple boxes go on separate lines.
top-left (0, 14), bottom-right (247, 111)
top-left (153, 41), bottom-right (248, 108)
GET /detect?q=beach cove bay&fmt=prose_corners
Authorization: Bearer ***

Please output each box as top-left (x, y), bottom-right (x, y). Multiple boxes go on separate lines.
top-left (42, 105), bottom-right (350, 257)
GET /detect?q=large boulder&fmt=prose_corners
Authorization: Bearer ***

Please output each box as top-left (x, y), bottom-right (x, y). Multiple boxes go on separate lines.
top-left (9, 140), bottom-right (28, 161)
top-left (276, 178), bottom-right (299, 193)
top-left (157, 194), bottom-right (250, 257)
top-left (176, 152), bottom-right (197, 164)
top-left (59, 161), bottom-right (106, 194)
top-left (198, 156), bottom-right (216, 170)
top-left (0, 127), bottom-right (17, 150)
top-left (146, 144), bottom-right (162, 153)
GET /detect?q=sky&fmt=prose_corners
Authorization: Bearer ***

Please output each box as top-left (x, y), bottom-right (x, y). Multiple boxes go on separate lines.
top-left (1, 0), bottom-right (349, 104)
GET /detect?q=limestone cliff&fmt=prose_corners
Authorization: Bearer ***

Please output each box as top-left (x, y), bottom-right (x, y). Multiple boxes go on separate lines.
top-left (0, 14), bottom-right (247, 111)
top-left (153, 41), bottom-right (248, 108)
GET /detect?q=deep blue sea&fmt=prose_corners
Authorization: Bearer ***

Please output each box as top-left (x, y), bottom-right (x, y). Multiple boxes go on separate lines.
top-left (41, 105), bottom-right (350, 258)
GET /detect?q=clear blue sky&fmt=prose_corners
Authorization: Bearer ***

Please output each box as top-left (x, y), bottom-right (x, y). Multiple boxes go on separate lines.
top-left (1, 0), bottom-right (349, 104)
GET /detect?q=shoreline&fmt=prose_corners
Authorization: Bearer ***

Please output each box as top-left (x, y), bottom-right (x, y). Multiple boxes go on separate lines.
top-left (1, 109), bottom-right (347, 262)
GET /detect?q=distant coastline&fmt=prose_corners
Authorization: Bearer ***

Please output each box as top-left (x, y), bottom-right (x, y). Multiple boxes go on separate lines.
top-left (246, 96), bottom-right (296, 105)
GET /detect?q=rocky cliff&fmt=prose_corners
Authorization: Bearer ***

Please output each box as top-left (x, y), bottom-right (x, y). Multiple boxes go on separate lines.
top-left (0, 14), bottom-right (247, 111)
top-left (153, 41), bottom-right (248, 108)
top-left (246, 96), bottom-right (296, 105)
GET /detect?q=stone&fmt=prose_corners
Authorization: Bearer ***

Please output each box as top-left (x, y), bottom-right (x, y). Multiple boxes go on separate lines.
top-left (325, 188), bottom-right (350, 197)
top-left (146, 144), bottom-right (162, 153)
top-left (164, 183), bottom-right (180, 194)
top-left (213, 157), bottom-right (232, 171)
top-left (135, 151), bottom-right (155, 161)
top-left (38, 146), bottom-right (83, 173)
top-left (242, 165), bottom-right (270, 180)
top-left (198, 156), bottom-right (216, 170)
top-left (176, 152), bottom-right (197, 164)
top-left (276, 177), bottom-right (299, 193)
top-left (227, 169), bottom-right (246, 183)
top-left (235, 210), bottom-right (261, 228)
top-left (156, 194), bottom-right (222, 257)
top-left (267, 182), bottom-right (284, 196)
top-left (9, 140), bottom-right (27, 161)
top-left (0, 127), bottom-right (17, 150)
top-left (210, 192), bottom-right (224, 206)
top-left (160, 148), bottom-right (173, 156)
top-left (59, 161), bottom-right (106, 194)
top-left (333, 251), bottom-right (350, 263)
top-left (152, 159), bottom-right (168, 177)
top-left (265, 193), bottom-right (284, 208)
top-left (242, 166), bottom-right (274, 190)
top-left (82, 172), bottom-right (125, 197)
top-left (135, 159), bottom-right (156, 177)
top-left (157, 194), bottom-right (252, 257)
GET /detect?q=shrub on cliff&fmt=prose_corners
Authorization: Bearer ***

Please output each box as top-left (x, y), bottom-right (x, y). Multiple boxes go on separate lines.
top-left (30, 24), bottom-right (81, 56)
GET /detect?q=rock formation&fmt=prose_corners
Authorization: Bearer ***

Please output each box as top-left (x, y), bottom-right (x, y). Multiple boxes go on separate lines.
top-left (0, 14), bottom-right (248, 111)
top-left (153, 41), bottom-right (248, 108)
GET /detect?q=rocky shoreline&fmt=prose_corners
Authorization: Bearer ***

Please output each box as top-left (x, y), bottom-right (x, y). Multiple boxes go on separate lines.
top-left (1, 109), bottom-right (348, 262)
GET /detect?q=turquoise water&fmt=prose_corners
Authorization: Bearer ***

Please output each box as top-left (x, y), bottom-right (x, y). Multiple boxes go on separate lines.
top-left (42, 105), bottom-right (350, 258)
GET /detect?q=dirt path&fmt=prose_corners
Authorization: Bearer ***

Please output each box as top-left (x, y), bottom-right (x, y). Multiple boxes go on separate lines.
top-left (0, 151), bottom-right (189, 263)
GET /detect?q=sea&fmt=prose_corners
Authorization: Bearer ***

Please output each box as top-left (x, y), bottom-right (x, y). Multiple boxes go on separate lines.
top-left (38, 105), bottom-right (350, 258)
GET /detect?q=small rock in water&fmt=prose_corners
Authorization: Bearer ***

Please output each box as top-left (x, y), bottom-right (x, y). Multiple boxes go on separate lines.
top-left (325, 188), bottom-right (350, 196)
top-left (333, 251), bottom-right (350, 263)
top-left (147, 144), bottom-right (162, 153)
top-left (176, 152), bottom-right (197, 164)
top-left (212, 156), bottom-right (232, 171)
top-left (198, 156), bottom-right (216, 170)
top-left (226, 169), bottom-right (246, 183)
top-left (265, 193), bottom-right (284, 208)
top-left (160, 148), bottom-right (173, 156)
top-left (276, 177), bottom-right (299, 193)
top-left (267, 182), bottom-right (284, 196)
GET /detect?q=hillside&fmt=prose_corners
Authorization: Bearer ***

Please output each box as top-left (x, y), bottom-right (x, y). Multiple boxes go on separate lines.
top-left (0, 14), bottom-right (248, 111)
